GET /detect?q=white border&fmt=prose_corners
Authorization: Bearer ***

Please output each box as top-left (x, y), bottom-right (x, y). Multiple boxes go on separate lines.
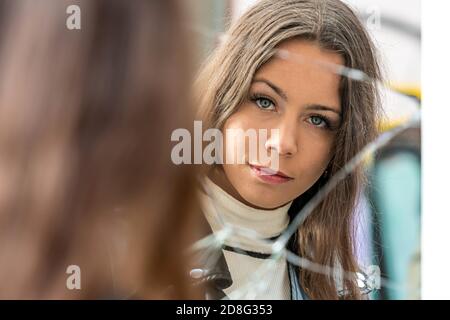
top-left (422, 0), bottom-right (450, 300)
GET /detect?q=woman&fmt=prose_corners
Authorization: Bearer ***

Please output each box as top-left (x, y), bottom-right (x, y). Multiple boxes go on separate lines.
top-left (0, 0), bottom-right (200, 299)
top-left (193, 0), bottom-right (382, 300)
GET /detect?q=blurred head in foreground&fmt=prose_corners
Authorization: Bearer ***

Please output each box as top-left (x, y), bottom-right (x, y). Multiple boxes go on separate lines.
top-left (0, 0), bottom-right (199, 299)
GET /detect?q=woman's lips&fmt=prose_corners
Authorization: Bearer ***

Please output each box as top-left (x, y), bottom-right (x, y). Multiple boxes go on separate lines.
top-left (249, 164), bottom-right (294, 184)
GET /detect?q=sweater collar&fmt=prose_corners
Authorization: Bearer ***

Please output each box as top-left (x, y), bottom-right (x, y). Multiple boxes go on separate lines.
top-left (200, 176), bottom-right (292, 252)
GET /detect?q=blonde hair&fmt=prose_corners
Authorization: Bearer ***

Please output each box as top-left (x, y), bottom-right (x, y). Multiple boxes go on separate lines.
top-left (196, 0), bottom-right (382, 299)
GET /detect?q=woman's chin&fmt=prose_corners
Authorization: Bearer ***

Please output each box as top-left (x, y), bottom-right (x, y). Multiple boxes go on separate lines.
top-left (239, 191), bottom-right (291, 210)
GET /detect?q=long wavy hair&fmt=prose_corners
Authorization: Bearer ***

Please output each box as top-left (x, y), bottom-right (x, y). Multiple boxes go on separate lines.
top-left (196, 0), bottom-right (382, 299)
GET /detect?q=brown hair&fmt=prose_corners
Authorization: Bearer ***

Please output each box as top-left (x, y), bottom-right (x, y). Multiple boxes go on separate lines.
top-left (196, 0), bottom-right (382, 299)
top-left (0, 0), bottom-right (199, 299)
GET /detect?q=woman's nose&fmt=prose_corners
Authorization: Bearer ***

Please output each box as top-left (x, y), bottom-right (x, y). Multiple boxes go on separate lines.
top-left (265, 119), bottom-right (298, 157)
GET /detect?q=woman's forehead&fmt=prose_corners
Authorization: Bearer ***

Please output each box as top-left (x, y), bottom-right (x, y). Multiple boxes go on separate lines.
top-left (252, 40), bottom-right (343, 111)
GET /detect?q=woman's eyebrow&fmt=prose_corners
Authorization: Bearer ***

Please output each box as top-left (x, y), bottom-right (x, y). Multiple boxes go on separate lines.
top-left (253, 78), bottom-right (341, 116)
top-left (253, 78), bottom-right (288, 101)
top-left (304, 104), bottom-right (342, 117)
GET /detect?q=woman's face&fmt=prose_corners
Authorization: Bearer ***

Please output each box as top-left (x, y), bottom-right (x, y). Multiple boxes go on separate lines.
top-left (215, 39), bottom-right (343, 209)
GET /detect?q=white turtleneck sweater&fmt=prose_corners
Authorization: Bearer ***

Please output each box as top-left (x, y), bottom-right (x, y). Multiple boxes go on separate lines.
top-left (200, 177), bottom-right (292, 300)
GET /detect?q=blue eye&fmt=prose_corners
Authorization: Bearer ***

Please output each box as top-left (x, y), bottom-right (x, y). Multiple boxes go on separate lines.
top-left (309, 115), bottom-right (328, 127)
top-left (253, 97), bottom-right (275, 110)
